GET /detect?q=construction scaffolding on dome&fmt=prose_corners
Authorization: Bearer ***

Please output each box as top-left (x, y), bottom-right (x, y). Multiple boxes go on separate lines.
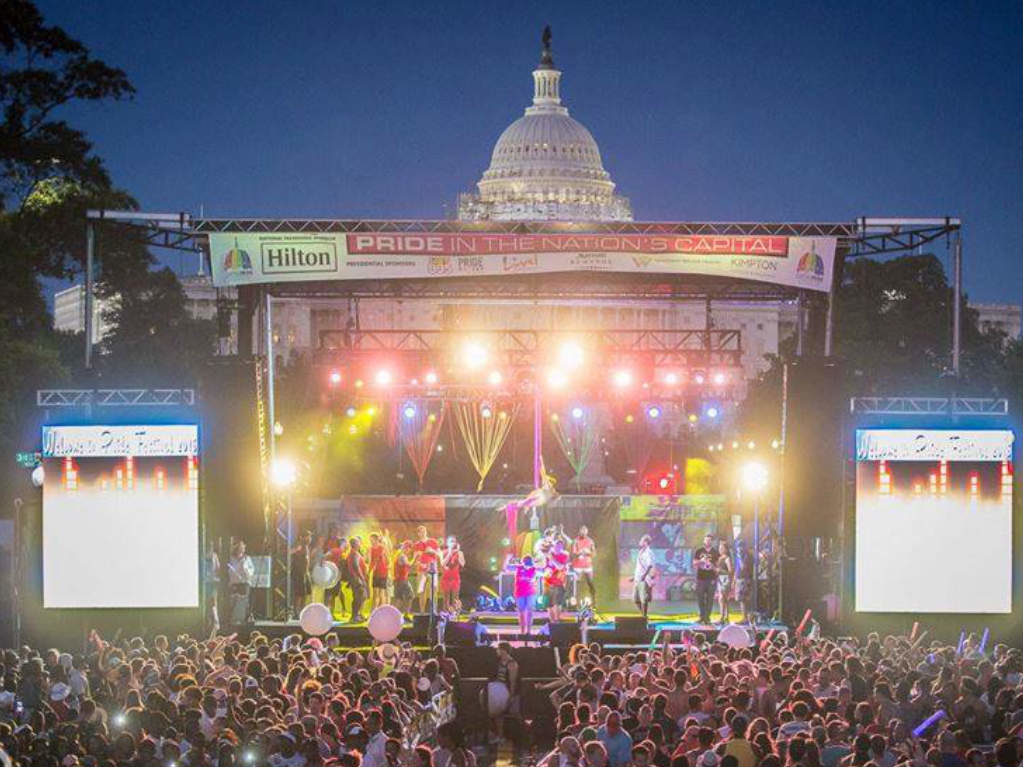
top-left (82, 212), bottom-right (964, 621)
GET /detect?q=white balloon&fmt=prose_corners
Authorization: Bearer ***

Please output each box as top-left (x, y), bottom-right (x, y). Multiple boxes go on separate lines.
top-left (486, 681), bottom-right (510, 717)
top-left (716, 623), bottom-right (755, 649)
top-left (299, 603), bottom-right (334, 636)
top-left (310, 561), bottom-right (340, 589)
top-left (367, 605), bottom-right (404, 643)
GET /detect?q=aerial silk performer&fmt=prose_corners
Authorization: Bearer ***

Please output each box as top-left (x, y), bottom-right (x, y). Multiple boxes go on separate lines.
top-left (502, 458), bottom-right (558, 547)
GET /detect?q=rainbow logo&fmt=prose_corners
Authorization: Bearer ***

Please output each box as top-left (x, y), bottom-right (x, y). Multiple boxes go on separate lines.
top-left (221, 238), bottom-right (252, 274)
top-left (796, 243), bottom-right (824, 277)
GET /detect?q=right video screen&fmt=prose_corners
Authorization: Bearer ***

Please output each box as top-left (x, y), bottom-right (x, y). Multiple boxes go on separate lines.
top-left (855, 429), bottom-right (1013, 613)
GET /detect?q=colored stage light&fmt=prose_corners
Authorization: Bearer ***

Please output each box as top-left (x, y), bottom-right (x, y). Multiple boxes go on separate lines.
top-left (345, 406), bottom-right (357, 418)
top-left (747, 440), bottom-right (756, 450)
top-left (688, 413), bottom-right (698, 423)
top-left (354, 379), bottom-right (364, 389)
top-left (403, 404), bottom-right (417, 420)
top-left (481, 405), bottom-right (493, 419)
top-left (664, 371), bottom-right (680, 386)
top-left (546, 368), bottom-right (568, 389)
top-left (658, 476), bottom-right (671, 490)
top-left (571, 406), bottom-right (585, 420)
top-left (329, 370), bottom-right (342, 385)
top-left (693, 371), bottom-right (706, 385)
top-left (367, 406), bottom-right (377, 416)
top-left (461, 340), bottom-right (488, 370)
top-left (374, 369), bottom-right (393, 386)
top-left (731, 440), bottom-right (740, 449)
top-left (270, 457), bottom-right (297, 489)
top-left (712, 372), bottom-right (727, 385)
top-left (612, 369), bottom-right (633, 388)
top-left (705, 406), bottom-right (719, 419)
top-left (424, 371), bottom-right (438, 385)
top-left (647, 405), bottom-right (661, 419)
top-left (625, 414), bottom-right (635, 423)
top-left (487, 370), bottom-right (503, 386)
top-left (557, 340), bottom-right (585, 370)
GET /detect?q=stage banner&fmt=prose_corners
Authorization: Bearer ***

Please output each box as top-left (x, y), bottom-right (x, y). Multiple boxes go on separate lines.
top-left (208, 230), bottom-right (837, 291)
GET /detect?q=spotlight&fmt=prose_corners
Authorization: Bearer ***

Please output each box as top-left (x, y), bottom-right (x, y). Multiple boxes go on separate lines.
top-left (658, 476), bottom-right (671, 490)
top-left (345, 407), bottom-right (357, 418)
top-left (708, 444), bottom-right (715, 452)
top-left (403, 404), bottom-right (417, 420)
top-left (712, 372), bottom-right (727, 385)
top-left (487, 370), bottom-right (503, 386)
top-left (625, 414), bottom-right (635, 423)
top-left (747, 440), bottom-right (756, 450)
top-left (273, 421), bottom-right (284, 436)
top-left (424, 371), bottom-right (438, 385)
top-left (664, 372), bottom-right (680, 386)
top-left (687, 413), bottom-right (698, 423)
top-left (367, 406), bottom-right (377, 416)
top-left (612, 369), bottom-right (633, 389)
top-left (546, 368), bottom-right (568, 389)
top-left (354, 379), bottom-right (364, 389)
top-left (705, 406), bottom-right (719, 419)
top-left (717, 443), bottom-right (724, 451)
top-left (741, 461), bottom-right (769, 492)
top-left (374, 368), bottom-right (393, 387)
top-left (461, 340), bottom-right (488, 370)
top-left (693, 371), bottom-right (706, 385)
top-left (328, 370), bottom-right (342, 385)
top-left (570, 406), bottom-right (585, 420)
top-left (771, 439), bottom-right (780, 449)
top-left (436, 444), bottom-right (444, 453)
top-left (732, 441), bottom-right (740, 449)
top-left (481, 405), bottom-right (493, 419)
top-left (557, 340), bottom-right (585, 371)
top-left (270, 457), bottom-right (297, 489)
top-left (647, 405), bottom-right (661, 420)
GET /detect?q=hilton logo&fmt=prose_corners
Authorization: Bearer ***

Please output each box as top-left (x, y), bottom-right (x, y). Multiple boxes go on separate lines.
top-left (260, 240), bottom-right (338, 275)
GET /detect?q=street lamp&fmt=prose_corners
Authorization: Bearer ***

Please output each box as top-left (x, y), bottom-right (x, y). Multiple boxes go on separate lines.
top-left (741, 461), bottom-right (769, 620)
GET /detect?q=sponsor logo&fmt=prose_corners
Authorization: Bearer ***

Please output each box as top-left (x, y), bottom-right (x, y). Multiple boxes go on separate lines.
top-left (796, 243), bottom-right (825, 279)
top-left (259, 239), bottom-right (339, 275)
top-left (220, 238), bottom-right (252, 274)
top-left (427, 256), bottom-right (454, 276)
top-left (502, 254), bottom-right (538, 273)
top-left (631, 255), bottom-right (654, 268)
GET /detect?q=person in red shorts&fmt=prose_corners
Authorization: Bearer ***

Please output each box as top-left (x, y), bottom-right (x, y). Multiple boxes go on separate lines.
top-left (544, 538), bottom-right (571, 622)
top-left (572, 525), bottom-right (596, 607)
top-left (392, 541), bottom-right (414, 614)
top-left (439, 535), bottom-right (465, 614)
top-left (412, 525), bottom-right (440, 614)
top-left (368, 531), bottom-right (390, 611)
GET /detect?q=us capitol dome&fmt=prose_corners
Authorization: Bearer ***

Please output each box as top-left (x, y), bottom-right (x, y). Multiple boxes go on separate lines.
top-left (457, 27), bottom-right (632, 222)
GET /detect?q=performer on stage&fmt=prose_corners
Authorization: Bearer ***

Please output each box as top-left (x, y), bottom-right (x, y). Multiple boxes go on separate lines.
top-left (572, 525), bottom-right (596, 606)
top-left (345, 536), bottom-right (369, 624)
top-left (392, 541), bottom-right (414, 614)
top-left (368, 531), bottom-right (390, 611)
top-left (693, 533), bottom-right (717, 625)
top-left (544, 538), bottom-right (570, 622)
top-left (632, 534), bottom-right (655, 619)
top-left (323, 535), bottom-right (348, 618)
top-left (715, 540), bottom-right (733, 625)
top-left (507, 555), bottom-right (537, 636)
top-left (412, 525), bottom-right (441, 614)
top-left (289, 529), bottom-right (313, 618)
top-left (439, 535), bottom-right (465, 614)
top-left (226, 539), bottom-right (255, 627)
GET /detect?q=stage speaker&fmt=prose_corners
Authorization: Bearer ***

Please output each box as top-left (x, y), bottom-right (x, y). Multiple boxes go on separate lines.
top-left (408, 613), bottom-right (434, 644)
top-left (548, 621), bottom-right (582, 648)
top-left (444, 620), bottom-right (483, 646)
top-left (781, 359), bottom-right (844, 539)
top-left (613, 616), bottom-right (653, 644)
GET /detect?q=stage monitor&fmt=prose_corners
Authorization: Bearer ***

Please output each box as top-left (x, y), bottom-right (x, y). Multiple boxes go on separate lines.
top-left (855, 429), bottom-right (1013, 614)
top-left (41, 425), bottom-right (200, 609)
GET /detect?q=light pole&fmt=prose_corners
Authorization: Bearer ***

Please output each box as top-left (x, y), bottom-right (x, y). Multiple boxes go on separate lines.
top-left (270, 457), bottom-right (297, 618)
top-left (741, 461), bottom-right (769, 621)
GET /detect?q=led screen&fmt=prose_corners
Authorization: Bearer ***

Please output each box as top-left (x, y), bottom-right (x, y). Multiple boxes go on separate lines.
top-left (42, 425), bottom-right (199, 608)
top-left (855, 429), bottom-right (1013, 613)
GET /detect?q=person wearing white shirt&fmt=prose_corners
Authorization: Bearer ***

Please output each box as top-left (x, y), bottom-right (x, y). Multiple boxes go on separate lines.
top-left (227, 539), bottom-right (256, 626)
top-left (361, 711), bottom-right (388, 766)
top-left (632, 535), bottom-right (655, 619)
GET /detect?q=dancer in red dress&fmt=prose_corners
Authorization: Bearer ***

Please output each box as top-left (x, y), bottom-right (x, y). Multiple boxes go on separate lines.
top-left (439, 535), bottom-right (465, 614)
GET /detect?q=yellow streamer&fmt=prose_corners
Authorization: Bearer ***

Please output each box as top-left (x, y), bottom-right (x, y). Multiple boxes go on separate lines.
top-left (453, 401), bottom-right (520, 491)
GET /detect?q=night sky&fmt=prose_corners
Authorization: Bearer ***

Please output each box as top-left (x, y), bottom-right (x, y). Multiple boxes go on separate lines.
top-left (37, 0), bottom-right (1022, 302)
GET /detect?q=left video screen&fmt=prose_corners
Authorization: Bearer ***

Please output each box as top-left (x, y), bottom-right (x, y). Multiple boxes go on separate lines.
top-left (42, 425), bottom-right (199, 608)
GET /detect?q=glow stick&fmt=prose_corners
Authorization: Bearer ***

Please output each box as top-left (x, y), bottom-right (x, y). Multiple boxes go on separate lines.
top-left (760, 629), bottom-right (776, 651)
top-left (910, 622), bottom-right (919, 641)
top-left (912, 709), bottom-right (946, 737)
top-left (956, 630), bottom-right (966, 656)
top-left (794, 609), bottom-right (813, 636)
top-left (979, 627), bottom-right (989, 655)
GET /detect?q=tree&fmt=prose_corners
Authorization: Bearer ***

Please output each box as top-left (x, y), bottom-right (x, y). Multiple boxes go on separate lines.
top-left (738, 254), bottom-right (1020, 439)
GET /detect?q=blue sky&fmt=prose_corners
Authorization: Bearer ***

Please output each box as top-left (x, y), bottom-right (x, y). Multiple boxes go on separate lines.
top-left (39, 0), bottom-right (1022, 302)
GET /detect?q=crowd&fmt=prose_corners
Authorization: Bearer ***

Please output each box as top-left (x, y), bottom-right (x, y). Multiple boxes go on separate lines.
top-left (0, 624), bottom-right (1019, 766)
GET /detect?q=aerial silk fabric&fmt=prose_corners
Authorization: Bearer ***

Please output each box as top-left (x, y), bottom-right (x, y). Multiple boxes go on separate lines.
top-left (395, 399), bottom-right (447, 488)
top-left (550, 411), bottom-right (599, 490)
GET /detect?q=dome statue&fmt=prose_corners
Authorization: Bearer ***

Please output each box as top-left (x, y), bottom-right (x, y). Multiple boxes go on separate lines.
top-left (458, 27), bottom-right (632, 222)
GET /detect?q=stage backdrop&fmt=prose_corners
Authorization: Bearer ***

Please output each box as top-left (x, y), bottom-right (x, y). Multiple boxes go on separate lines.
top-left (296, 494), bottom-right (723, 607)
top-left (209, 230), bottom-right (836, 293)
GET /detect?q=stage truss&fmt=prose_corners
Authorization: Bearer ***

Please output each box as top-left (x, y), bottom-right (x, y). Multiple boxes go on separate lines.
top-left (82, 212), bottom-right (965, 620)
